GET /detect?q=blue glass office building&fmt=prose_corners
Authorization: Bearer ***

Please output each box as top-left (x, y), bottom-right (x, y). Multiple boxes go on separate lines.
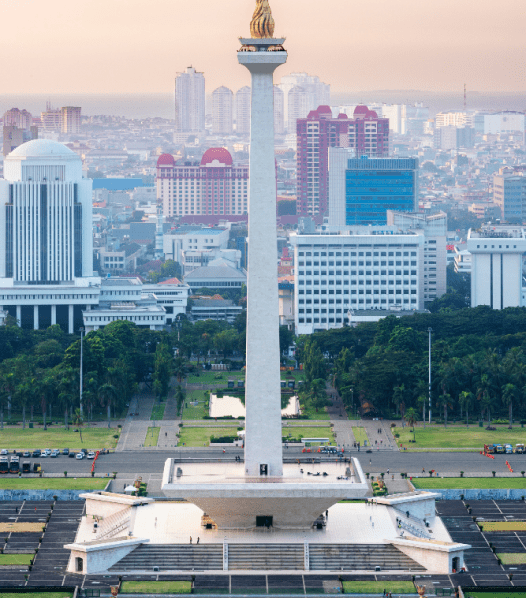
top-left (345, 157), bottom-right (418, 225)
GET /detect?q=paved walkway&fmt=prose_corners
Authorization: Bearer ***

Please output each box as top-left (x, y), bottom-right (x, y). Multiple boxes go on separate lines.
top-left (116, 392), bottom-right (155, 451)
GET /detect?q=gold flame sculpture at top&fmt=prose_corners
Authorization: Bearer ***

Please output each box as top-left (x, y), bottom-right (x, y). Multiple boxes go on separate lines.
top-left (250, 0), bottom-right (275, 38)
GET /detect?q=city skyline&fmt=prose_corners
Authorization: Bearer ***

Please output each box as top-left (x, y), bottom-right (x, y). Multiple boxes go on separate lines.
top-left (1, 0), bottom-right (525, 95)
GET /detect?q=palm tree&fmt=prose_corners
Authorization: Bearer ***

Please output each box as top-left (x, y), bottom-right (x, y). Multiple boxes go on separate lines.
top-left (175, 385), bottom-right (185, 416)
top-left (98, 384), bottom-right (117, 429)
top-left (502, 383), bottom-right (518, 429)
top-left (173, 357), bottom-right (187, 385)
top-left (437, 392), bottom-right (452, 428)
top-left (459, 390), bottom-right (473, 428)
top-left (405, 407), bottom-right (417, 442)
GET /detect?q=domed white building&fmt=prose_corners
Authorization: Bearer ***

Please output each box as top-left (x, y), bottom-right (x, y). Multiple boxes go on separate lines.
top-left (0, 139), bottom-right (100, 331)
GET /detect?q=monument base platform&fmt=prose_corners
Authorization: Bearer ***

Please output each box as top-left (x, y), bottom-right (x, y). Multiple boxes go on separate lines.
top-left (161, 458), bottom-right (368, 530)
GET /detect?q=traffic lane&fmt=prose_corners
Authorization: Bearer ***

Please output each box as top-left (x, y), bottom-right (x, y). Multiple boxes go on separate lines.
top-left (16, 450), bottom-right (526, 475)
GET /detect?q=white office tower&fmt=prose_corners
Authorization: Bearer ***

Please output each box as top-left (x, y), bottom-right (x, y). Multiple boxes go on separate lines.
top-left (174, 66), bottom-right (205, 141)
top-left (467, 226), bottom-right (526, 309)
top-left (238, 19), bottom-right (287, 477)
top-left (273, 85), bottom-right (285, 135)
top-left (235, 86), bottom-right (251, 135)
top-left (212, 86), bottom-right (233, 135)
top-left (279, 72), bottom-right (330, 126)
top-left (0, 139), bottom-right (99, 331)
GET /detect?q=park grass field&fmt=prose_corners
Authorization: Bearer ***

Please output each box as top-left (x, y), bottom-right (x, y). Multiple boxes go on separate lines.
top-left (412, 477), bottom-right (526, 489)
top-left (282, 426), bottom-right (334, 443)
top-left (352, 426), bottom-right (369, 445)
top-left (393, 424), bottom-right (526, 449)
top-left (120, 580), bottom-right (192, 594)
top-left (300, 404), bottom-right (331, 420)
top-left (144, 427), bottom-right (160, 447)
top-left (182, 389), bottom-right (209, 420)
top-left (0, 478), bottom-right (108, 489)
top-left (178, 426), bottom-right (240, 447)
top-left (497, 553), bottom-right (526, 564)
top-left (150, 403), bottom-right (165, 421)
top-left (187, 371), bottom-right (245, 384)
top-left (480, 521), bottom-right (526, 531)
top-left (3, 594), bottom-right (72, 598)
top-left (0, 553), bottom-right (33, 565)
top-left (342, 580), bottom-right (415, 594)
top-left (0, 426), bottom-right (119, 451)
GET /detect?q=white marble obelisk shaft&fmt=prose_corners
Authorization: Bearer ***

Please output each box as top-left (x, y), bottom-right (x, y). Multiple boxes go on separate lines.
top-left (238, 45), bottom-right (287, 477)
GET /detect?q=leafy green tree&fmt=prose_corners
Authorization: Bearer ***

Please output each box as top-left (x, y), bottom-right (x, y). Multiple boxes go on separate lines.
top-left (153, 343), bottom-right (172, 402)
top-left (405, 407), bottom-right (417, 441)
top-left (175, 385), bottom-right (185, 416)
top-left (98, 383), bottom-right (117, 429)
top-left (73, 408), bottom-right (84, 443)
top-left (459, 390), bottom-right (474, 428)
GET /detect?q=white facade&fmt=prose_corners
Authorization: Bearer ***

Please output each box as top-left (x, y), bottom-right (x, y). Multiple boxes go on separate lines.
top-left (290, 229), bottom-right (425, 335)
top-left (278, 72), bottom-right (330, 126)
top-left (467, 227), bottom-right (526, 309)
top-left (273, 85), bottom-right (285, 135)
top-left (474, 111), bottom-right (525, 139)
top-left (212, 86), bottom-right (233, 135)
top-left (328, 147), bottom-right (353, 227)
top-left (386, 210), bottom-right (447, 302)
top-left (238, 38), bottom-right (287, 478)
top-left (235, 86), bottom-right (251, 135)
top-left (174, 66), bottom-right (205, 136)
top-left (287, 86), bottom-right (308, 134)
top-left (163, 228), bottom-right (229, 263)
top-left (435, 112), bottom-right (470, 128)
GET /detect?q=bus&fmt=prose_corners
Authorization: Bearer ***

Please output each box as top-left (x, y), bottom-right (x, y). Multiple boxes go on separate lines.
top-left (9, 456), bottom-right (19, 474)
top-left (0, 457), bottom-right (9, 474)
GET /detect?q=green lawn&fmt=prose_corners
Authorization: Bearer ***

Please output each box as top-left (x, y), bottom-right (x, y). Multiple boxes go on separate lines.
top-left (187, 371), bottom-right (245, 384)
top-left (481, 522), bottom-right (526, 531)
top-left (300, 404), bottom-right (331, 420)
top-left (393, 424), bottom-right (526, 449)
top-left (150, 403), bottom-right (165, 421)
top-left (0, 553), bottom-right (33, 565)
top-left (179, 426), bottom-right (240, 447)
top-left (497, 553), bottom-right (526, 564)
top-left (0, 477), bottom-right (108, 489)
top-left (144, 427), bottom-right (160, 447)
top-left (182, 389), bottom-right (209, 420)
top-left (3, 594), bottom-right (72, 598)
top-left (412, 477), bottom-right (526, 490)
top-left (342, 580), bottom-right (415, 594)
top-left (0, 426), bottom-right (120, 451)
top-left (120, 580), bottom-right (192, 594)
top-left (352, 426), bottom-right (369, 445)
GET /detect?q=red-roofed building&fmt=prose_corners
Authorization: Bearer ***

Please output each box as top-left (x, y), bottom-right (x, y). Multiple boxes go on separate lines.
top-left (296, 105), bottom-right (389, 217)
top-left (156, 148), bottom-right (248, 217)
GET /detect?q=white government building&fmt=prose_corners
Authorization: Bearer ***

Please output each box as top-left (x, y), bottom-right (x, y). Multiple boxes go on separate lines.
top-left (0, 140), bottom-right (189, 332)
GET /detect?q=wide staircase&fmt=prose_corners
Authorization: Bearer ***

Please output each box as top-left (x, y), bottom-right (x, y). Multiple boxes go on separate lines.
top-left (109, 544), bottom-right (223, 572)
top-left (309, 544), bottom-right (425, 571)
top-left (228, 544), bottom-right (304, 570)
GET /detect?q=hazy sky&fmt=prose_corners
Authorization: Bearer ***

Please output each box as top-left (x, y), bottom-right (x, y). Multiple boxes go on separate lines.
top-left (2, 0), bottom-right (525, 94)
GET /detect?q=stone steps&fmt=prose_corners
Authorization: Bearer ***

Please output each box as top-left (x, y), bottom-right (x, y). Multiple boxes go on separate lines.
top-left (109, 544), bottom-right (223, 571)
top-left (228, 544), bottom-right (304, 570)
top-left (309, 544), bottom-right (426, 571)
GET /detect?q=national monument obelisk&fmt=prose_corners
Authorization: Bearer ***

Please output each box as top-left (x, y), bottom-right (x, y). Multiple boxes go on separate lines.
top-left (238, 0), bottom-right (287, 478)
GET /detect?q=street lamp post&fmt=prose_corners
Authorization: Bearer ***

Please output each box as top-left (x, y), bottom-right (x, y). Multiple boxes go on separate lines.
top-left (428, 327), bottom-right (432, 424)
top-left (79, 327), bottom-right (85, 417)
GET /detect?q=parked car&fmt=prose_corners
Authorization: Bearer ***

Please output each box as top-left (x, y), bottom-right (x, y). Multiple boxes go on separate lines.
top-left (22, 451), bottom-right (31, 458)
top-left (50, 449), bottom-right (60, 458)
top-left (0, 449), bottom-right (8, 456)
top-left (87, 452), bottom-right (95, 459)
top-left (68, 452), bottom-right (76, 458)
top-left (75, 452), bottom-right (84, 460)
top-left (32, 449), bottom-right (41, 458)
top-left (62, 448), bottom-right (70, 455)
top-left (80, 448), bottom-right (88, 455)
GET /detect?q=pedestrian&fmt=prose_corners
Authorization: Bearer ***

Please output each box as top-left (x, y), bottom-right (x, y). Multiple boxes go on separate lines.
top-left (155, 517), bottom-right (157, 526)
top-left (190, 536), bottom-right (192, 544)
top-left (197, 537), bottom-right (200, 544)
top-left (34, 507), bottom-right (37, 512)
top-left (387, 468), bottom-right (390, 475)
top-left (325, 510), bottom-right (328, 519)
top-left (372, 521), bottom-right (374, 528)
top-left (422, 467), bottom-right (425, 473)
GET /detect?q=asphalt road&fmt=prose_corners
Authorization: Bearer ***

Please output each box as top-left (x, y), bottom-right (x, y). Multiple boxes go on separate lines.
top-left (13, 448), bottom-right (526, 476)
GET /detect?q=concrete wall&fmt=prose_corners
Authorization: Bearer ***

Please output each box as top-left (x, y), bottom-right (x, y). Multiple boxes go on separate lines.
top-left (394, 542), bottom-right (464, 574)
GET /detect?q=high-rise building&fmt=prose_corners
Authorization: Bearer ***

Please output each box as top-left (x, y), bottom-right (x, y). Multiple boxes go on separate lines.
top-left (435, 112), bottom-right (470, 128)
top-left (434, 125), bottom-right (474, 150)
top-left (328, 154), bottom-right (418, 226)
top-left (212, 86), bottom-right (233, 135)
top-left (40, 105), bottom-right (62, 132)
top-left (296, 105), bottom-right (389, 217)
top-left (3, 108), bottom-right (33, 130)
top-left (287, 85), bottom-right (308, 133)
top-left (273, 85), bottom-right (284, 135)
top-left (61, 106), bottom-right (81, 134)
top-left (290, 227), bottom-right (425, 334)
top-left (386, 210), bottom-right (447, 302)
top-left (296, 106), bottom-right (349, 217)
top-left (235, 86), bottom-right (251, 135)
top-left (278, 72), bottom-right (330, 127)
top-left (493, 172), bottom-right (526, 223)
top-left (0, 139), bottom-right (98, 332)
top-left (156, 148), bottom-right (248, 217)
top-left (474, 111), bottom-right (525, 140)
top-left (174, 66), bottom-right (205, 138)
top-left (3, 125), bottom-right (38, 156)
